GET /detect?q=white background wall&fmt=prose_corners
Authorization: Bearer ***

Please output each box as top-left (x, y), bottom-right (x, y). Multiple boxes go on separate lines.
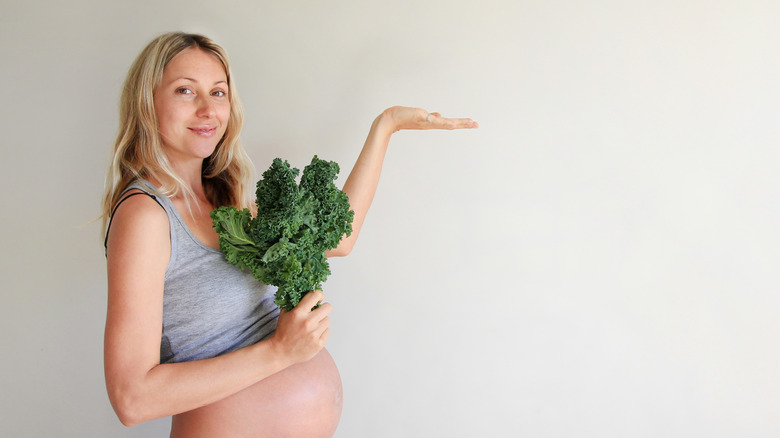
top-left (2, 0), bottom-right (778, 436)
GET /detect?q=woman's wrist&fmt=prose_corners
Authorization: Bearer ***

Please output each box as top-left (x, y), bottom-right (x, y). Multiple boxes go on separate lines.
top-left (255, 336), bottom-right (294, 376)
top-left (376, 107), bottom-right (401, 136)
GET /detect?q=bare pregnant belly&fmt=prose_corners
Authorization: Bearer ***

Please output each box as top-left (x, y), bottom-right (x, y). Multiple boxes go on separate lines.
top-left (170, 349), bottom-right (343, 438)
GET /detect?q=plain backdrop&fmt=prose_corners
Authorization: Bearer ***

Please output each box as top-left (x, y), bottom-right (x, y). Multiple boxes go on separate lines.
top-left (2, 0), bottom-right (779, 437)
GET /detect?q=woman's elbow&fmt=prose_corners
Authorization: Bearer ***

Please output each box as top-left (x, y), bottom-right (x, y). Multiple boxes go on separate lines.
top-left (107, 384), bottom-right (146, 427)
top-left (117, 412), bottom-right (142, 428)
top-left (327, 243), bottom-right (353, 258)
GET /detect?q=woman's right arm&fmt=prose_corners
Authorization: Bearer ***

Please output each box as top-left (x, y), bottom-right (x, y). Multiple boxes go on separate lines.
top-left (104, 194), bottom-right (330, 427)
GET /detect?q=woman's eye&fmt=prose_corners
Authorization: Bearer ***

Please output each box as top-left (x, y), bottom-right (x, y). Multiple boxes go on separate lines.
top-left (176, 88), bottom-right (193, 95)
top-left (212, 90), bottom-right (226, 97)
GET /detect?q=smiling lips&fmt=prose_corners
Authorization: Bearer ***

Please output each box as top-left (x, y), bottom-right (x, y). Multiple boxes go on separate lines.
top-left (189, 127), bottom-right (218, 137)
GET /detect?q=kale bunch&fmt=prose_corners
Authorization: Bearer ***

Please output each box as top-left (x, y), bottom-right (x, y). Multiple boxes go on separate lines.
top-left (210, 156), bottom-right (354, 311)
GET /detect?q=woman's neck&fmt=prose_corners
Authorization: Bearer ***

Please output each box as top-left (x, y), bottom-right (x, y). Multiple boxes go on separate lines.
top-left (170, 160), bottom-right (207, 198)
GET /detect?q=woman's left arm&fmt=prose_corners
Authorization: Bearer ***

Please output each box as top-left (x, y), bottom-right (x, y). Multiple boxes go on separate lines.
top-left (326, 106), bottom-right (478, 257)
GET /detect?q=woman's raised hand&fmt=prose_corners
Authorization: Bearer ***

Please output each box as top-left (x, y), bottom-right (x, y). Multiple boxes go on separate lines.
top-left (383, 106), bottom-right (479, 133)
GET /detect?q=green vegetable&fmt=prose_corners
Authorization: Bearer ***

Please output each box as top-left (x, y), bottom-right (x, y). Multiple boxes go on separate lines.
top-left (210, 155), bottom-right (354, 311)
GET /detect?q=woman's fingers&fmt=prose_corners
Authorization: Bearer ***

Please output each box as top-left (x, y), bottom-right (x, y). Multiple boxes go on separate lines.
top-left (388, 106), bottom-right (478, 131)
top-left (427, 111), bottom-right (479, 129)
top-left (302, 292), bottom-right (331, 336)
top-left (297, 289), bottom-right (325, 312)
top-left (272, 290), bottom-right (332, 364)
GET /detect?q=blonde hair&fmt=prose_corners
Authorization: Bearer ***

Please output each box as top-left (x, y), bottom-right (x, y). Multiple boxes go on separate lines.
top-left (101, 32), bottom-right (254, 234)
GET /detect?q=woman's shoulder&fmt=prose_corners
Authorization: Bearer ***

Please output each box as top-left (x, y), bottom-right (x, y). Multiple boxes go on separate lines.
top-left (115, 189), bottom-right (166, 219)
top-left (105, 184), bottom-right (170, 254)
top-left (112, 178), bottom-right (168, 219)
top-left (112, 178), bottom-right (167, 223)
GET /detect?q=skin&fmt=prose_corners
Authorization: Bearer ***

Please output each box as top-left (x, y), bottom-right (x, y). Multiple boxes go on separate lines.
top-left (104, 47), bottom-right (478, 436)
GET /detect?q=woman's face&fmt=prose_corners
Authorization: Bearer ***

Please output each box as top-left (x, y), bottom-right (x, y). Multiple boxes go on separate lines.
top-left (154, 48), bottom-right (230, 166)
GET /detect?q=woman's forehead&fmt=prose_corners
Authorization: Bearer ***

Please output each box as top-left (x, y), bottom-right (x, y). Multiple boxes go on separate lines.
top-left (164, 48), bottom-right (227, 82)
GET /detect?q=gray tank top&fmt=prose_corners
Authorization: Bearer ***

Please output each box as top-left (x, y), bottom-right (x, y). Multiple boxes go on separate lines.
top-left (111, 180), bottom-right (280, 364)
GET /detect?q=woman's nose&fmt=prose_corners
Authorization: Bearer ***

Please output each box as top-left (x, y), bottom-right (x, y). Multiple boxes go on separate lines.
top-left (196, 95), bottom-right (216, 118)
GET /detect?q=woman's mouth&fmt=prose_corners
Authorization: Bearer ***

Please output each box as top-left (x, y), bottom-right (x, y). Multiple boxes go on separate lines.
top-left (189, 127), bottom-right (218, 137)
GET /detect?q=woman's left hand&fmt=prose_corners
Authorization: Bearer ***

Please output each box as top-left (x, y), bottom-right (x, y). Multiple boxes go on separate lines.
top-left (327, 105), bottom-right (478, 257)
top-left (383, 106), bottom-right (479, 133)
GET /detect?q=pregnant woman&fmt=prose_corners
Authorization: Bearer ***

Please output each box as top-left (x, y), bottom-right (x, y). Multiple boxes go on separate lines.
top-left (101, 32), bottom-right (477, 437)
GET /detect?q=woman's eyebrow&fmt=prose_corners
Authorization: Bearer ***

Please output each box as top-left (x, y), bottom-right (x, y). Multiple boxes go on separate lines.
top-left (174, 77), bottom-right (228, 86)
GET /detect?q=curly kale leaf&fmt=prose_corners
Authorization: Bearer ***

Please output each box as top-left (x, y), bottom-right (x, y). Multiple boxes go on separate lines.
top-left (211, 155), bottom-right (354, 311)
top-left (210, 206), bottom-right (257, 270)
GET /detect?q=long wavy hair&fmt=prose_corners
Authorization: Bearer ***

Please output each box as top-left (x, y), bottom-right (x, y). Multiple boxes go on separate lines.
top-left (101, 32), bottom-right (254, 234)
